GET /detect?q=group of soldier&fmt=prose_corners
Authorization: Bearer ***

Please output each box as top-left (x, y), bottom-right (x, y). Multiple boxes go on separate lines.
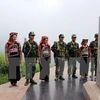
top-left (5, 32), bottom-right (98, 86)
top-left (23, 32), bottom-right (98, 85)
top-left (51, 33), bottom-right (98, 81)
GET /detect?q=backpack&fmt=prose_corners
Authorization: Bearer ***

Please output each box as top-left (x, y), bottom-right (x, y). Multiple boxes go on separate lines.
top-left (7, 42), bottom-right (20, 57)
top-left (42, 46), bottom-right (50, 58)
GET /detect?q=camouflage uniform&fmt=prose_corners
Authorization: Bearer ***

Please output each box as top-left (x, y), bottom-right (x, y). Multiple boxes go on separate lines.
top-left (52, 41), bottom-right (58, 66)
top-left (51, 34), bottom-right (68, 80)
top-left (67, 34), bottom-right (80, 77)
top-left (89, 34), bottom-right (98, 76)
top-left (22, 32), bottom-right (38, 84)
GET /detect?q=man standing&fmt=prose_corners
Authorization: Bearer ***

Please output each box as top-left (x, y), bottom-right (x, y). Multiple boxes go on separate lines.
top-left (89, 33), bottom-right (98, 78)
top-left (51, 34), bottom-right (68, 81)
top-left (67, 34), bottom-right (80, 79)
top-left (22, 32), bottom-right (38, 86)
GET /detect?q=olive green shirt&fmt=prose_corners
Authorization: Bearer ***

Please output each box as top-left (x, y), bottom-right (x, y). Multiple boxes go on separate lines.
top-left (51, 41), bottom-right (68, 57)
top-left (89, 40), bottom-right (98, 56)
top-left (67, 41), bottom-right (80, 57)
top-left (22, 40), bottom-right (38, 58)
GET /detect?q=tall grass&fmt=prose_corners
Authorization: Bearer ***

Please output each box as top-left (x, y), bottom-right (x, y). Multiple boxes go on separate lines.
top-left (0, 53), bottom-right (8, 74)
top-left (0, 74), bottom-right (9, 85)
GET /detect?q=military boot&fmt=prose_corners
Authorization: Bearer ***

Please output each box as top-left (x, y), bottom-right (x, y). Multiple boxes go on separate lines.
top-left (59, 76), bottom-right (65, 80)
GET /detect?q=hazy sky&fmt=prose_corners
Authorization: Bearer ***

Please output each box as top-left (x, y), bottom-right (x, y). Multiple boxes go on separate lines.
top-left (0, 0), bottom-right (100, 52)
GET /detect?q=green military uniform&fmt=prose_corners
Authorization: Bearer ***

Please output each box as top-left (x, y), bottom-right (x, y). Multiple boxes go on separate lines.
top-left (89, 34), bottom-right (98, 76)
top-left (22, 32), bottom-right (38, 84)
top-left (51, 41), bottom-right (58, 68)
top-left (51, 34), bottom-right (68, 80)
top-left (67, 34), bottom-right (80, 77)
top-left (23, 40), bottom-right (38, 58)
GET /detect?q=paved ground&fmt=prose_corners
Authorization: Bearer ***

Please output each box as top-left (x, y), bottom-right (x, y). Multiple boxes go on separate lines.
top-left (0, 67), bottom-right (94, 100)
top-left (22, 78), bottom-right (85, 100)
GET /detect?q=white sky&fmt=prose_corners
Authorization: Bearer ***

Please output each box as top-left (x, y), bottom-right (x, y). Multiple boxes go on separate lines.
top-left (0, 0), bottom-right (100, 52)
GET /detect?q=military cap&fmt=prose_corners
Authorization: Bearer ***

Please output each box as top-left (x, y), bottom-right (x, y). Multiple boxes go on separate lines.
top-left (59, 34), bottom-right (64, 38)
top-left (72, 34), bottom-right (77, 38)
top-left (29, 32), bottom-right (35, 36)
top-left (94, 33), bottom-right (98, 37)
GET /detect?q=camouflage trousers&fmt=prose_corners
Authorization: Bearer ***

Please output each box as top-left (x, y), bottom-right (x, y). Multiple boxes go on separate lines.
top-left (68, 57), bottom-right (77, 75)
top-left (91, 55), bottom-right (97, 76)
top-left (55, 57), bottom-right (65, 77)
top-left (25, 58), bottom-right (36, 79)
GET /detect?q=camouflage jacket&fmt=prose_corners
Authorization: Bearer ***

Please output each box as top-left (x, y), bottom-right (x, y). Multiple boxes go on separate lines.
top-left (89, 40), bottom-right (98, 56)
top-left (22, 40), bottom-right (38, 58)
top-left (67, 41), bottom-right (80, 57)
top-left (51, 41), bottom-right (68, 57)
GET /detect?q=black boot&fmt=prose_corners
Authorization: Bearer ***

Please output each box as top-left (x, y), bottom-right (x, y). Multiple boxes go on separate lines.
top-left (59, 76), bottom-right (65, 80)
top-left (30, 79), bottom-right (37, 85)
top-left (54, 76), bottom-right (59, 81)
top-left (72, 74), bottom-right (78, 79)
top-left (24, 79), bottom-right (29, 86)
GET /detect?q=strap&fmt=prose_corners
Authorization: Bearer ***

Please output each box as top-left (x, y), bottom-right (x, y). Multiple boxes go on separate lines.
top-left (28, 41), bottom-right (32, 47)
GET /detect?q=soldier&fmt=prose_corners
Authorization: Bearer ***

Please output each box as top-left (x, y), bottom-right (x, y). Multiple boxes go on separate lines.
top-left (67, 34), bottom-right (80, 79)
top-left (22, 32), bottom-right (38, 86)
top-left (51, 34), bottom-right (68, 81)
top-left (89, 33), bottom-right (98, 78)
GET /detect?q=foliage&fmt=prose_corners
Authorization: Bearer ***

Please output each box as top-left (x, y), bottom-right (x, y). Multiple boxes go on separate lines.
top-left (0, 53), bottom-right (8, 74)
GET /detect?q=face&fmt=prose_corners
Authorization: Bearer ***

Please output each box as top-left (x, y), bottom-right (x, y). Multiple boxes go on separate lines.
top-left (12, 35), bottom-right (17, 42)
top-left (95, 36), bottom-right (98, 40)
top-left (44, 38), bottom-right (48, 44)
top-left (72, 37), bottom-right (76, 42)
top-left (83, 41), bottom-right (88, 45)
top-left (59, 37), bottom-right (64, 41)
top-left (29, 35), bottom-right (34, 40)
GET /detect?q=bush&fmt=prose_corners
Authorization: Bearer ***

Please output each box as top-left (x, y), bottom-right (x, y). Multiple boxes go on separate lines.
top-left (36, 63), bottom-right (40, 72)
top-left (0, 53), bottom-right (8, 74)
top-left (0, 74), bottom-right (9, 84)
top-left (20, 61), bottom-right (25, 77)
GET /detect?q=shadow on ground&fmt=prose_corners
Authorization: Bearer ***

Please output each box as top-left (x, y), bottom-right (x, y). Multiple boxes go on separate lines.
top-left (22, 76), bottom-right (94, 100)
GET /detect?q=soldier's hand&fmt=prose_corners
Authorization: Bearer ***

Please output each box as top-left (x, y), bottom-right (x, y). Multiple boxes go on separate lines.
top-left (57, 48), bottom-right (60, 51)
top-left (94, 47), bottom-right (97, 50)
top-left (29, 44), bottom-right (32, 48)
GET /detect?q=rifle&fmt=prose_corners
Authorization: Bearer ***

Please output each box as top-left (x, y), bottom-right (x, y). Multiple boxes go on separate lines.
top-left (26, 41), bottom-right (32, 57)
